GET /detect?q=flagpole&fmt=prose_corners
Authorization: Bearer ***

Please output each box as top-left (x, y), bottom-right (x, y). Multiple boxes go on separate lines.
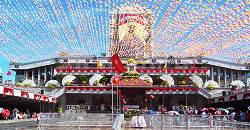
top-left (111, 81), bottom-right (114, 123)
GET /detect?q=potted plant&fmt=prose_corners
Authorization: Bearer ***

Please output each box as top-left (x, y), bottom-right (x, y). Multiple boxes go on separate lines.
top-left (206, 83), bottom-right (215, 91)
top-left (47, 83), bottom-right (57, 90)
top-left (17, 82), bottom-right (23, 87)
top-left (79, 76), bottom-right (88, 85)
top-left (23, 82), bottom-right (31, 87)
top-left (193, 83), bottom-right (199, 88)
top-left (66, 81), bottom-right (73, 86)
top-left (162, 81), bottom-right (169, 87)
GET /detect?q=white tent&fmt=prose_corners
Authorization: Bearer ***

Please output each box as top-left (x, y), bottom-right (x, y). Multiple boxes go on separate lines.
top-left (139, 74), bottom-right (153, 83)
top-left (189, 75), bottom-right (203, 88)
top-left (247, 78), bottom-right (250, 87)
top-left (231, 80), bottom-right (245, 89)
top-left (62, 75), bottom-right (76, 86)
top-left (89, 74), bottom-right (103, 86)
top-left (203, 80), bottom-right (220, 89)
top-left (159, 74), bottom-right (174, 86)
top-left (45, 80), bottom-right (61, 87)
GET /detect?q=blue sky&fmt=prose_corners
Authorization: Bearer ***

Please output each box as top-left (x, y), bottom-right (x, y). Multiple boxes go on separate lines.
top-left (0, 56), bottom-right (15, 83)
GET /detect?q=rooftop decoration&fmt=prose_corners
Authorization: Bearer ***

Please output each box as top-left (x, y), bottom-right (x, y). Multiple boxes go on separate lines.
top-left (0, 1), bottom-right (248, 63)
top-left (115, 78), bottom-right (151, 86)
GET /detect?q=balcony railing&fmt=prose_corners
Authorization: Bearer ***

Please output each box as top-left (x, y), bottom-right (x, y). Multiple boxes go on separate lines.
top-left (55, 67), bottom-right (209, 74)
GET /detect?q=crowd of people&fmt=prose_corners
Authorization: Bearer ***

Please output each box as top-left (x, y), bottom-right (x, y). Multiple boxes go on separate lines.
top-left (139, 105), bottom-right (250, 122)
top-left (0, 107), bottom-right (39, 120)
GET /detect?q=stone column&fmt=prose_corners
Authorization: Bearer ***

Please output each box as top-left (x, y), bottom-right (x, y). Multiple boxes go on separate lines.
top-left (224, 68), bottom-right (227, 87)
top-left (218, 67), bottom-right (221, 86)
top-left (50, 66), bottom-right (53, 79)
top-left (31, 69), bottom-right (34, 81)
top-left (231, 70), bottom-right (234, 82)
top-left (211, 66), bottom-right (214, 81)
top-left (61, 93), bottom-right (67, 112)
top-left (237, 71), bottom-right (241, 80)
top-left (44, 67), bottom-right (47, 83)
top-left (38, 68), bottom-right (41, 86)
top-left (25, 70), bottom-right (28, 80)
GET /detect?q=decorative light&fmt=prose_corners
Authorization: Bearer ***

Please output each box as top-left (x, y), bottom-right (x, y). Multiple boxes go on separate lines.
top-left (0, 1), bottom-right (248, 63)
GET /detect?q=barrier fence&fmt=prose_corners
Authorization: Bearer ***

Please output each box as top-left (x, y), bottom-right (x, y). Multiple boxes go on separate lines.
top-left (37, 113), bottom-right (250, 130)
top-left (144, 114), bottom-right (250, 130)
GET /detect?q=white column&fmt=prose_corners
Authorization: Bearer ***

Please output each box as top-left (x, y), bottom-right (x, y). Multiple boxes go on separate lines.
top-left (38, 68), bottom-right (41, 86)
top-left (237, 71), bottom-right (241, 80)
top-left (224, 68), bottom-right (227, 87)
top-left (32, 69), bottom-right (34, 81)
top-left (231, 70), bottom-right (234, 82)
top-left (25, 70), bottom-right (28, 80)
top-left (51, 67), bottom-right (53, 79)
top-left (217, 67), bottom-right (221, 86)
top-left (211, 66), bottom-right (214, 81)
top-left (44, 67), bottom-right (47, 83)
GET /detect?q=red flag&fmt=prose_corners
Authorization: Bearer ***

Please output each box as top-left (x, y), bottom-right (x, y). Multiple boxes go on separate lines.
top-left (111, 53), bottom-right (126, 74)
top-left (7, 69), bottom-right (11, 76)
top-left (67, 63), bottom-right (71, 73)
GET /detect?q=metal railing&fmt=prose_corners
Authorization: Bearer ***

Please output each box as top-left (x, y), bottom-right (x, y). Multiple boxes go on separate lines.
top-left (144, 114), bottom-right (250, 130)
top-left (38, 113), bottom-right (113, 130)
top-left (112, 114), bottom-right (124, 130)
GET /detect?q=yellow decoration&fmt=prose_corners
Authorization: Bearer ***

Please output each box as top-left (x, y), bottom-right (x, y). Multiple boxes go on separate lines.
top-left (127, 58), bottom-right (136, 64)
top-left (97, 60), bottom-right (103, 69)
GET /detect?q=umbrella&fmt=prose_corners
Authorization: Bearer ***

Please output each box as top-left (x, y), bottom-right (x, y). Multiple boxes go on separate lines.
top-left (22, 79), bottom-right (36, 87)
top-left (201, 108), bottom-right (208, 111)
top-left (159, 74), bottom-right (174, 86)
top-left (167, 111), bottom-right (180, 116)
top-left (45, 80), bottom-right (60, 87)
top-left (89, 74), bottom-right (103, 86)
top-left (0, 108), bottom-right (3, 114)
top-left (203, 80), bottom-right (220, 89)
top-left (230, 80), bottom-right (245, 89)
top-left (220, 108), bottom-right (229, 114)
top-left (1, 109), bottom-right (10, 118)
top-left (189, 75), bottom-right (203, 87)
top-left (226, 107), bottom-right (234, 110)
top-left (208, 107), bottom-right (216, 111)
top-left (215, 110), bottom-right (222, 115)
top-left (139, 74), bottom-right (153, 83)
top-left (62, 75), bottom-right (76, 86)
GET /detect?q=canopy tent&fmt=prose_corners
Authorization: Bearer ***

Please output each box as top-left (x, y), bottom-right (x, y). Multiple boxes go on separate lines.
top-left (89, 74), bottom-right (103, 86)
top-left (62, 75), bottom-right (76, 86)
top-left (203, 80), bottom-right (220, 89)
top-left (230, 80), bottom-right (245, 89)
top-left (139, 74), bottom-right (153, 84)
top-left (189, 75), bottom-right (203, 88)
top-left (45, 80), bottom-right (61, 87)
top-left (247, 78), bottom-right (250, 87)
top-left (159, 74), bottom-right (174, 86)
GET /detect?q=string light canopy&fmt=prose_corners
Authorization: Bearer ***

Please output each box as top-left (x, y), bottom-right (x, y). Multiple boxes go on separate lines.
top-left (0, 0), bottom-right (249, 63)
